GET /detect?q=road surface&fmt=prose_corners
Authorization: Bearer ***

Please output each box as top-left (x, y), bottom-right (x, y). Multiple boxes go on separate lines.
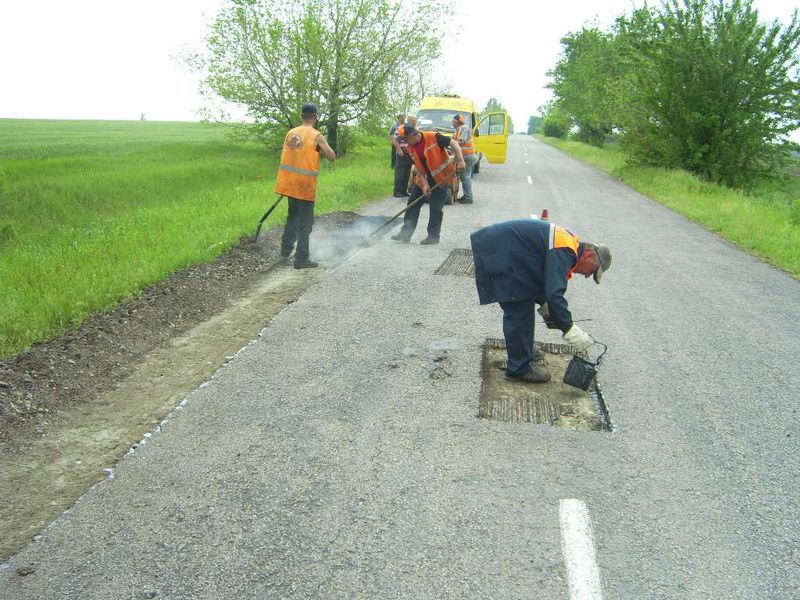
top-left (2, 136), bottom-right (798, 599)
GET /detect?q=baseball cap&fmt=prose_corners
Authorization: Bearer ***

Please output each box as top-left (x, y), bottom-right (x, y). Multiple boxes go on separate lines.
top-left (396, 124), bottom-right (417, 139)
top-left (592, 244), bottom-right (612, 284)
top-left (301, 102), bottom-right (318, 115)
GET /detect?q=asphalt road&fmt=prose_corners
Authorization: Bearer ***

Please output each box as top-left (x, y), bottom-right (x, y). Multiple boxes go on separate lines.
top-left (2, 136), bottom-right (798, 599)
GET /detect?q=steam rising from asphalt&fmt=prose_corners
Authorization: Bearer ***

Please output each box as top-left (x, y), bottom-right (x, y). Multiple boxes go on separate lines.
top-left (311, 217), bottom-right (397, 264)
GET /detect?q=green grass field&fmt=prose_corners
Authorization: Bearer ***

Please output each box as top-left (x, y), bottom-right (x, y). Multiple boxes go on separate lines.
top-left (535, 135), bottom-right (800, 278)
top-left (0, 119), bottom-right (389, 358)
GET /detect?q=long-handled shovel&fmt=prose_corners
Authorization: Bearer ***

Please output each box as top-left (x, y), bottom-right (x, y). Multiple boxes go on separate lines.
top-left (254, 195), bottom-right (286, 242)
top-left (368, 173), bottom-right (458, 239)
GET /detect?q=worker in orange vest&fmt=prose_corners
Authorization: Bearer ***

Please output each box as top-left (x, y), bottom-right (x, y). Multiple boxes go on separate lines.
top-left (275, 103), bottom-right (336, 269)
top-left (452, 114), bottom-right (477, 204)
top-left (390, 124), bottom-right (465, 245)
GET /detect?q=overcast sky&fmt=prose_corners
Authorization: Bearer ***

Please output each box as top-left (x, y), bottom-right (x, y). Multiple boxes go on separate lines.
top-left (0, 0), bottom-right (797, 135)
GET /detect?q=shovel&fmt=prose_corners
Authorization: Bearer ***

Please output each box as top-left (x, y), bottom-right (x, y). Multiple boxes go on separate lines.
top-left (368, 172), bottom-right (459, 239)
top-left (254, 195), bottom-right (286, 242)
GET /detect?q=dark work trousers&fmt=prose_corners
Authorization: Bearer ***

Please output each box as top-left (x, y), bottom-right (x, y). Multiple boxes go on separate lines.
top-left (393, 153), bottom-right (412, 196)
top-left (391, 146), bottom-right (397, 169)
top-left (397, 184), bottom-right (447, 240)
top-left (281, 197), bottom-right (315, 263)
top-left (498, 300), bottom-right (535, 377)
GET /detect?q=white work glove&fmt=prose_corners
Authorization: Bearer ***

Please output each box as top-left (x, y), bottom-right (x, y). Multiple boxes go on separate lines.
top-left (563, 324), bottom-right (594, 351)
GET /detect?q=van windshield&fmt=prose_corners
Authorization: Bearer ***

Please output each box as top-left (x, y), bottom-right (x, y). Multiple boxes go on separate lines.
top-left (417, 110), bottom-right (469, 132)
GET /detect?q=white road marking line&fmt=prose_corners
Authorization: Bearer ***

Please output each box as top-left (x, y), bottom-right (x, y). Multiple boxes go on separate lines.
top-left (559, 499), bottom-right (604, 600)
top-left (527, 175), bottom-right (533, 184)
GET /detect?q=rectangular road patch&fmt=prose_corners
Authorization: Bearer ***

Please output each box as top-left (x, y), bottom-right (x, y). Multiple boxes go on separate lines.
top-left (434, 248), bottom-right (474, 277)
top-left (479, 338), bottom-right (611, 431)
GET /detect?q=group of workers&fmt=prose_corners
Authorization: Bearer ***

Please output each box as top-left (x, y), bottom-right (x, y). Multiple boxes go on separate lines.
top-left (271, 103), bottom-right (612, 385)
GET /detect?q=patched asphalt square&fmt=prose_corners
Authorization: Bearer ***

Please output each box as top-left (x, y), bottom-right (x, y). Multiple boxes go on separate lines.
top-left (479, 339), bottom-right (610, 431)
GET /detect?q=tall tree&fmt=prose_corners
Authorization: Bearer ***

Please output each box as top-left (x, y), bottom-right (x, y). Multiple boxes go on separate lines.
top-left (527, 115), bottom-right (542, 135)
top-left (616, 0), bottom-right (800, 186)
top-left (192, 0), bottom-right (449, 153)
top-left (548, 27), bottom-right (625, 146)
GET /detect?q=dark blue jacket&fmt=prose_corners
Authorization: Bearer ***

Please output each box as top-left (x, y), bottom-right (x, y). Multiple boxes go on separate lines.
top-left (470, 219), bottom-right (583, 332)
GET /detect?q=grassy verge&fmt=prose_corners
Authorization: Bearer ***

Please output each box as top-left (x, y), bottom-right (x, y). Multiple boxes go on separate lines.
top-left (0, 119), bottom-right (390, 357)
top-left (535, 134), bottom-right (800, 278)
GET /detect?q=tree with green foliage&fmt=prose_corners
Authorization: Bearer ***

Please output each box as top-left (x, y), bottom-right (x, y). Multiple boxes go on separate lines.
top-left (548, 27), bottom-right (624, 146)
top-left (541, 107), bottom-right (571, 139)
top-left (482, 97), bottom-right (514, 134)
top-left (616, 0), bottom-right (800, 187)
top-left (192, 0), bottom-right (449, 154)
top-left (527, 115), bottom-right (542, 135)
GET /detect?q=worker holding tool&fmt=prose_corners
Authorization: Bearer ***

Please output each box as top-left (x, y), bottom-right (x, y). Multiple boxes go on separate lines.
top-left (452, 114), bottom-right (477, 204)
top-left (274, 102), bottom-right (336, 269)
top-left (470, 218), bottom-right (612, 383)
top-left (391, 124), bottom-right (465, 245)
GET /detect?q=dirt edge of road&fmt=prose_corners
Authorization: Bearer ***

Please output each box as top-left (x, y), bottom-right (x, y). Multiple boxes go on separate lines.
top-left (0, 212), bottom-right (360, 561)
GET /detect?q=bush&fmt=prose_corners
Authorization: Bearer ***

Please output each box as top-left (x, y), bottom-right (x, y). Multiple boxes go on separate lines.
top-left (542, 110), bottom-right (571, 139)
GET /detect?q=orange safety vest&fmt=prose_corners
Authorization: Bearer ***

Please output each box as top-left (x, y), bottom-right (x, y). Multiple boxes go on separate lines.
top-left (549, 224), bottom-right (581, 279)
top-left (409, 131), bottom-right (456, 187)
top-left (453, 124), bottom-right (475, 155)
top-left (274, 125), bottom-right (321, 201)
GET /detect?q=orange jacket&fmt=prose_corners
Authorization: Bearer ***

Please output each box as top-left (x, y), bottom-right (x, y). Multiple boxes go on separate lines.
top-left (409, 131), bottom-right (456, 188)
top-left (274, 125), bottom-right (321, 201)
top-left (453, 123), bottom-right (475, 155)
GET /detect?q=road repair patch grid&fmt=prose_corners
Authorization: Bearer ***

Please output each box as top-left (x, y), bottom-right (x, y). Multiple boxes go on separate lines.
top-left (479, 339), bottom-right (611, 431)
top-left (434, 248), bottom-right (474, 277)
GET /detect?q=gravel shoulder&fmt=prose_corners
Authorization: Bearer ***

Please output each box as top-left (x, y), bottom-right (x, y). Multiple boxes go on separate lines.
top-left (0, 212), bottom-right (358, 560)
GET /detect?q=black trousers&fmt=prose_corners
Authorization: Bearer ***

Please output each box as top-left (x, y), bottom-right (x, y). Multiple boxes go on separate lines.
top-left (281, 197), bottom-right (315, 262)
top-left (397, 184), bottom-right (447, 239)
top-left (393, 153), bottom-right (412, 196)
top-left (498, 300), bottom-right (535, 376)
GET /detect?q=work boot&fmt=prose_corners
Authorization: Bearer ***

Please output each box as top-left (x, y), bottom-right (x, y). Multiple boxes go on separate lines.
top-left (419, 236), bottom-right (440, 245)
top-left (391, 233), bottom-right (411, 243)
top-left (294, 260), bottom-right (318, 270)
top-left (456, 197), bottom-right (473, 204)
top-left (533, 348), bottom-right (545, 362)
top-left (280, 247), bottom-right (293, 258)
top-left (505, 367), bottom-right (551, 384)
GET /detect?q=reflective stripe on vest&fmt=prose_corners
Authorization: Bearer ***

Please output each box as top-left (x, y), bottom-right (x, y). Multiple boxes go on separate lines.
top-left (454, 124), bottom-right (475, 155)
top-left (274, 125), bottom-right (321, 201)
top-left (279, 164), bottom-right (319, 177)
top-left (548, 223), bottom-right (581, 280)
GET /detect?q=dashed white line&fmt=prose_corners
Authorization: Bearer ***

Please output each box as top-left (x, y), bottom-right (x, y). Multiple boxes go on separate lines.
top-left (559, 499), bottom-right (604, 600)
top-left (526, 175), bottom-right (533, 185)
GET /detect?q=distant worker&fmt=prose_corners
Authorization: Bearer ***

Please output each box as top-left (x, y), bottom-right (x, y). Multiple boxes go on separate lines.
top-left (470, 218), bottom-right (612, 383)
top-left (391, 124), bottom-right (465, 245)
top-left (389, 113), bottom-right (404, 169)
top-left (391, 115), bottom-right (412, 198)
top-left (452, 114), bottom-right (477, 204)
top-left (274, 102), bottom-right (336, 269)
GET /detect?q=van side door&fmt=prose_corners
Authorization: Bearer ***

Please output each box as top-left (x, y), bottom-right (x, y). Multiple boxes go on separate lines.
top-left (474, 112), bottom-right (509, 164)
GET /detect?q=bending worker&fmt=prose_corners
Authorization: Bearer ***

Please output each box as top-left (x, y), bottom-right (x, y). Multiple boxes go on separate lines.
top-left (470, 218), bottom-right (612, 383)
top-left (274, 102), bottom-right (336, 269)
top-left (391, 124), bottom-right (465, 245)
